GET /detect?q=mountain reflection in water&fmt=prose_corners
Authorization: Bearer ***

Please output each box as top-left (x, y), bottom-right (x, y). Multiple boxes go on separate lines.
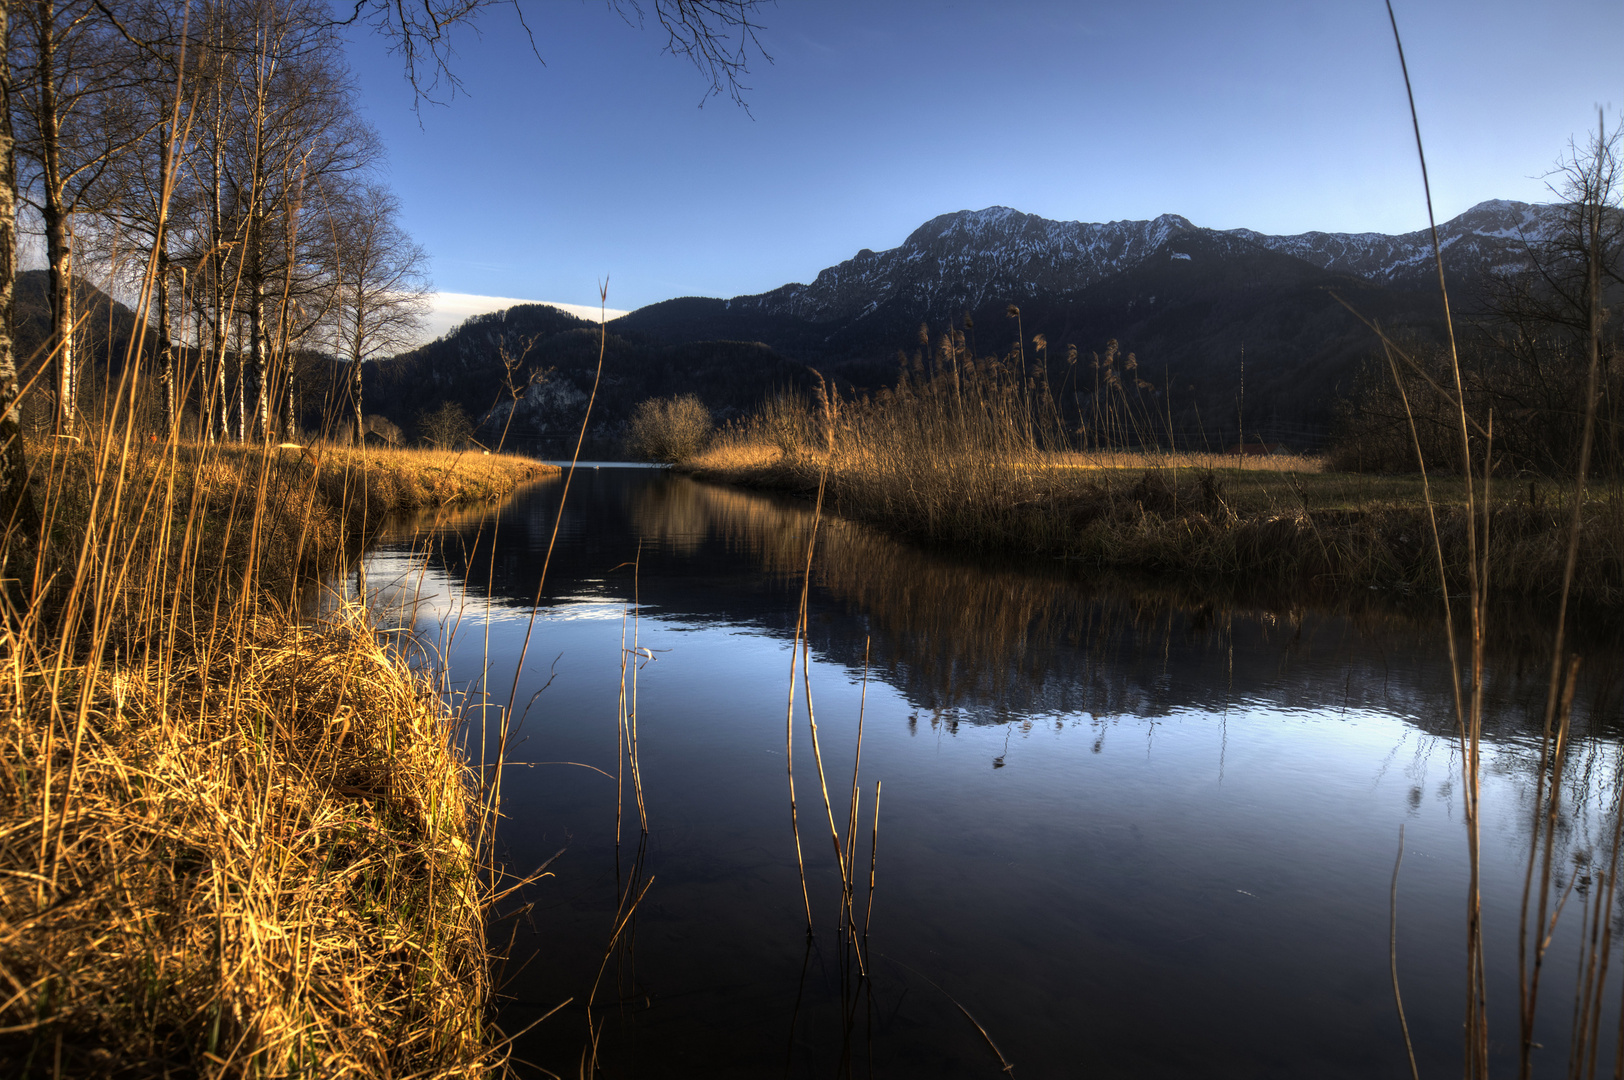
top-left (354, 466), bottom-right (1624, 1079)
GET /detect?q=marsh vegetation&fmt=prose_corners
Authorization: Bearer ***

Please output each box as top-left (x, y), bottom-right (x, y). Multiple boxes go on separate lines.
top-left (687, 359), bottom-right (1624, 610)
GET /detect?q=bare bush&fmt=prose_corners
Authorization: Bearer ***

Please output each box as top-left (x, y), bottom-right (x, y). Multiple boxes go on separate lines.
top-left (418, 400), bottom-right (474, 449)
top-left (625, 393), bottom-right (713, 462)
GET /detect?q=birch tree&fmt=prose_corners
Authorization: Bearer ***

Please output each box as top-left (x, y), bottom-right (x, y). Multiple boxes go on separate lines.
top-left (12, 0), bottom-right (143, 434)
top-left (0, 3), bottom-right (38, 540)
top-left (329, 181), bottom-right (428, 441)
top-left (95, 3), bottom-right (202, 436)
top-left (213, 0), bottom-right (375, 440)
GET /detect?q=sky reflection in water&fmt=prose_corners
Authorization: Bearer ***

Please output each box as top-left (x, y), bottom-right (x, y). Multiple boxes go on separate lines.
top-left (356, 467), bottom-right (1624, 1078)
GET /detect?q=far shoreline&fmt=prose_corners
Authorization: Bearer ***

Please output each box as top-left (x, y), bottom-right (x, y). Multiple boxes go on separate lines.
top-left (678, 445), bottom-right (1624, 617)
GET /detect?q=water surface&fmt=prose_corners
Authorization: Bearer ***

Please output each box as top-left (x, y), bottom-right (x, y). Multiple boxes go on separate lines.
top-left (359, 466), bottom-right (1624, 1078)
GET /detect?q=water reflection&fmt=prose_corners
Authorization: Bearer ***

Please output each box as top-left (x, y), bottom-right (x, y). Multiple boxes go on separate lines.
top-left (611, 472), bottom-right (1621, 741)
top-left (355, 467), bottom-right (1624, 1078)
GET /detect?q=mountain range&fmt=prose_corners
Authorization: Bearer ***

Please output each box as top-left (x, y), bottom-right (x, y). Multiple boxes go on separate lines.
top-left (717, 199), bottom-right (1550, 325)
top-left (370, 200), bottom-right (1560, 451)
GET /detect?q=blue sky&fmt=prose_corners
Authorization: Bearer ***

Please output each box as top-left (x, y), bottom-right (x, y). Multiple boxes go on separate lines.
top-left (342, 0), bottom-right (1620, 327)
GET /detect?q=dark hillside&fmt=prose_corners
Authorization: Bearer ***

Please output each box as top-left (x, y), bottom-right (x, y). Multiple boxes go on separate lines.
top-left (15, 270), bottom-right (159, 372)
top-left (988, 231), bottom-right (1452, 439)
top-left (610, 236), bottom-right (1455, 447)
top-left (364, 304), bottom-right (812, 454)
top-left (610, 297), bottom-right (828, 354)
top-left (14, 271), bottom-right (160, 430)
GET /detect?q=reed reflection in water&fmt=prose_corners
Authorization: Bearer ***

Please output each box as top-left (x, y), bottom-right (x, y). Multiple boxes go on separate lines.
top-left (351, 467), bottom-right (1624, 1078)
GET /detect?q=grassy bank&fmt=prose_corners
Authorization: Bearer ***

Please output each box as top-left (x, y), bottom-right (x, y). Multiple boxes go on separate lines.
top-left (1, 436), bottom-right (554, 1077)
top-left (26, 439), bottom-right (552, 606)
top-left (685, 388), bottom-right (1624, 610)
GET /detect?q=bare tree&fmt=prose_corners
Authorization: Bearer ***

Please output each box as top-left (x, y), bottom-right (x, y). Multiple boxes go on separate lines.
top-left (328, 180), bottom-right (428, 442)
top-left (417, 398), bottom-right (472, 449)
top-left (0, 4), bottom-right (39, 541)
top-left (94, 2), bottom-right (206, 438)
top-left (12, 0), bottom-right (149, 434)
top-left (207, 0), bottom-right (379, 441)
top-left (337, 0), bottom-right (772, 111)
top-left (1478, 118), bottom-right (1623, 472)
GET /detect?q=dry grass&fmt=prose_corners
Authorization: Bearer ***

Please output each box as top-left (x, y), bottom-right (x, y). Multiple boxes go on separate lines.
top-left (22, 438), bottom-right (552, 614)
top-left (1043, 448), bottom-right (1325, 473)
top-left (0, 431), bottom-right (551, 1077)
top-left (0, 609), bottom-right (489, 1078)
top-left (294, 445), bottom-right (553, 517)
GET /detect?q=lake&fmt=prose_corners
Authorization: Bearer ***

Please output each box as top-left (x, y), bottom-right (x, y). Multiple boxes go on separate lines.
top-left (353, 464), bottom-right (1624, 1078)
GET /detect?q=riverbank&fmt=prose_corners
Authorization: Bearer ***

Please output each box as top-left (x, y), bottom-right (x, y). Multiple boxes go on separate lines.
top-left (0, 439), bottom-right (553, 1075)
top-left (684, 441), bottom-right (1624, 610)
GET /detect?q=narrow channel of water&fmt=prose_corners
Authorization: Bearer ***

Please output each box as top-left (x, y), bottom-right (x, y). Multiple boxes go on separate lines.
top-left (356, 465), bottom-right (1624, 1078)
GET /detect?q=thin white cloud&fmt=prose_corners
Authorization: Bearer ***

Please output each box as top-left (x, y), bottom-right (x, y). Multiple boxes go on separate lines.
top-left (420, 292), bottom-right (630, 344)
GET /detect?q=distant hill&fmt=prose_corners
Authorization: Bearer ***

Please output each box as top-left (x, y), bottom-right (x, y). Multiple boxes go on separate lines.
top-left (12, 270), bottom-right (159, 431)
top-left (364, 303), bottom-right (813, 453)
top-left (14, 269), bottom-right (153, 374)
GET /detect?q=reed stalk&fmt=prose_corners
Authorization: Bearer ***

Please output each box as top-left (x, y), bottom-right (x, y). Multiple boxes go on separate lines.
top-left (1390, 823), bottom-right (1420, 1080)
top-left (1382, 7), bottom-right (1619, 1076)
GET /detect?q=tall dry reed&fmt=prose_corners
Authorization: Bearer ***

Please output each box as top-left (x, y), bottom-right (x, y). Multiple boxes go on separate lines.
top-left (1381, 6), bottom-right (1620, 1076)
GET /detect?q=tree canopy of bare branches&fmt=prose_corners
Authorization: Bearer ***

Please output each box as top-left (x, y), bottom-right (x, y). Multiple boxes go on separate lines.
top-left (338, 0), bottom-right (771, 111)
top-left (0, 0), bottom-right (772, 530)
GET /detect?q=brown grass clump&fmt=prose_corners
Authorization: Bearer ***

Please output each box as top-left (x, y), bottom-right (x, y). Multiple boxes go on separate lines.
top-left (0, 608), bottom-right (490, 1078)
top-left (0, 423), bottom-right (550, 1076)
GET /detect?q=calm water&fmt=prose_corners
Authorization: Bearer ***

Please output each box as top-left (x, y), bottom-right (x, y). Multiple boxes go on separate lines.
top-left (355, 466), bottom-right (1624, 1078)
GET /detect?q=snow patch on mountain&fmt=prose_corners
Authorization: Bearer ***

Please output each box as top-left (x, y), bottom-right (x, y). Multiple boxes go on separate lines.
top-left (729, 200), bottom-right (1564, 325)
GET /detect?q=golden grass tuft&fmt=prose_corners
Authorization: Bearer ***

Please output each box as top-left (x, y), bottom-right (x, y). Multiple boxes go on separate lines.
top-left (295, 445), bottom-right (554, 517)
top-left (0, 607), bottom-right (491, 1077)
top-left (0, 430), bottom-right (552, 1076)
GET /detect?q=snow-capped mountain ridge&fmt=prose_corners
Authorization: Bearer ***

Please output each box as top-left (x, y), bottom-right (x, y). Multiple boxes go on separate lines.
top-left (1227, 199), bottom-right (1558, 284)
top-left (731, 200), bottom-right (1563, 325)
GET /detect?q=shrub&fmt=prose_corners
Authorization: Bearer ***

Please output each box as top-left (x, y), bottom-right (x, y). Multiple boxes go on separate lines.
top-left (418, 400), bottom-right (474, 449)
top-left (625, 394), bottom-right (713, 463)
